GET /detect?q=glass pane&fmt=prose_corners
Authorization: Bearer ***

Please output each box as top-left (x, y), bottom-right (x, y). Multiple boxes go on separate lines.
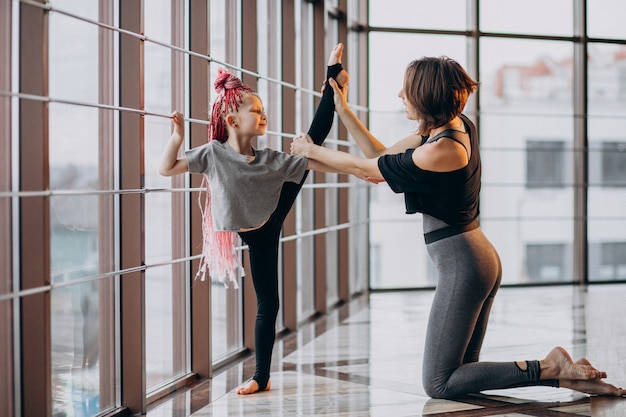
top-left (50, 194), bottom-right (99, 282)
top-left (587, 42), bottom-right (626, 282)
top-left (588, 0), bottom-right (626, 40)
top-left (298, 232), bottom-right (316, 319)
top-left (589, 238), bottom-right (626, 281)
top-left (481, 217), bottom-right (574, 284)
top-left (480, 38), bottom-right (575, 283)
top-left (326, 214), bottom-right (340, 307)
top-left (49, 9), bottom-right (98, 102)
top-left (526, 141), bottom-right (567, 188)
top-left (368, 33), bottom-right (466, 289)
top-left (480, 0), bottom-right (572, 36)
top-left (588, 43), bottom-right (626, 117)
top-left (369, 33), bottom-right (467, 115)
top-left (480, 112), bottom-right (575, 285)
top-left (49, 0), bottom-right (98, 20)
top-left (211, 282), bottom-right (228, 360)
top-left (143, 0), bottom-right (172, 44)
top-left (49, 104), bottom-right (99, 179)
top-left (369, 216), bottom-right (428, 289)
top-left (212, 279), bottom-right (242, 361)
top-left (480, 38), bottom-right (573, 113)
top-left (146, 265), bottom-right (187, 389)
top-left (369, 0), bottom-right (466, 31)
top-left (51, 281), bottom-right (115, 415)
top-left (49, 102), bottom-right (99, 284)
top-left (209, 0), bottom-right (227, 65)
top-left (144, 115), bottom-right (174, 266)
top-left (588, 136), bottom-right (626, 283)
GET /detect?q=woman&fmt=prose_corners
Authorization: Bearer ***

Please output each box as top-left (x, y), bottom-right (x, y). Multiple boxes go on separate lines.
top-left (290, 55), bottom-right (625, 398)
top-left (160, 44), bottom-right (349, 395)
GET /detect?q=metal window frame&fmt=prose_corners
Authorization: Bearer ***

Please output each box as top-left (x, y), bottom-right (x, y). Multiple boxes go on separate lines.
top-left (1, 0), bottom-right (14, 415)
top-left (282, 0), bottom-right (299, 331)
top-left (189, 0), bottom-right (212, 379)
top-left (118, 0), bottom-right (146, 413)
top-left (18, 2), bottom-right (52, 416)
top-left (98, 0), bottom-right (117, 411)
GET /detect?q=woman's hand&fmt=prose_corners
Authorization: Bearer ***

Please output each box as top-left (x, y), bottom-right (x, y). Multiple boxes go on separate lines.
top-left (291, 133), bottom-right (314, 157)
top-left (328, 77), bottom-right (348, 111)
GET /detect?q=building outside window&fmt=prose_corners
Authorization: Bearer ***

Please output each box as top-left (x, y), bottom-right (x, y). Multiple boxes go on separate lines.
top-left (601, 141), bottom-right (626, 187)
top-left (526, 140), bottom-right (567, 188)
top-left (526, 243), bottom-right (571, 282)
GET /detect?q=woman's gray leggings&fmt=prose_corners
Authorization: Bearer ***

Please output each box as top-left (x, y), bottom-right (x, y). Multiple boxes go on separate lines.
top-left (422, 215), bottom-right (558, 398)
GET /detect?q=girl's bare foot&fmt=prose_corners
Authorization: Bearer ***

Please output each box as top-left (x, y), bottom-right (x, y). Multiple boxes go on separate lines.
top-left (328, 43), bottom-right (350, 86)
top-left (236, 378), bottom-right (271, 395)
top-left (540, 347), bottom-right (603, 381)
top-left (328, 43), bottom-right (344, 66)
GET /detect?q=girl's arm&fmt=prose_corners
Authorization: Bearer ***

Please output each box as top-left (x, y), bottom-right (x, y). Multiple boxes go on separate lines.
top-left (328, 78), bottom-right (422, 157)
top-left (159, 111), bottom-right (189, 176)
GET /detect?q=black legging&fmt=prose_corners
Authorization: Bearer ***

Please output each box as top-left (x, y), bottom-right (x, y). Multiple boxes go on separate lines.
top-left (238, 64), bottom-right (343, 390)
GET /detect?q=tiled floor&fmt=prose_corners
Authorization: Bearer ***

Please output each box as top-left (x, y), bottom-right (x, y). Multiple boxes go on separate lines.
top-left (147, 284), bottom-right (626, 416)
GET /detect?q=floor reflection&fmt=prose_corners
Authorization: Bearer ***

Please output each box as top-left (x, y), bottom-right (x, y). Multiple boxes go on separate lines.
top-left (148, 284), bottom-right (626, 417)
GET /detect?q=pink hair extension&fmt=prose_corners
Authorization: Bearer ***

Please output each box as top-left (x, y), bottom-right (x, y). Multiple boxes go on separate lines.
top-left (196, 68), bottom-right (254, 288)
top-left (196, 176), bottom-right (243, 289)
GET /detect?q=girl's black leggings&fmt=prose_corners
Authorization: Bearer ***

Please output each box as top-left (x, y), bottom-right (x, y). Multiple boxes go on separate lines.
top-left (238, 63), bottom-right (343, 390)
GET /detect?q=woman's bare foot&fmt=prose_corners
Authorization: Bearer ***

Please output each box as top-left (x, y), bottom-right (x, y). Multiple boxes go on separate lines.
top-left (559, 358), bottom-right (624, 396)
top-left (561, 378), bottom-right (626, 397)
top-left (236, 378), bottom-right (271, 395)
top-left (328, 43), bottom-right (350, 86)
top-left (575, 357), bottom-right (607, 379)
top-left (540, 347), bottom-right (603, 381)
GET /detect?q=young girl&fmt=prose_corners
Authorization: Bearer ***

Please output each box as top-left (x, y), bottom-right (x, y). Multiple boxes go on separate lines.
top-left (159, 44), bottom-right (349, 395)
top-left (291, 54), bottom-right (625, 398)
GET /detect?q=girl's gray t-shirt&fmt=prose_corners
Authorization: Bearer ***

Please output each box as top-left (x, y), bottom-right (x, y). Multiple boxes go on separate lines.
top-left (185, 140), bottom-right (308, 231)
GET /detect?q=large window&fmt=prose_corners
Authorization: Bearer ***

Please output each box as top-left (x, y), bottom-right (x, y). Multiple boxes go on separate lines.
top-left (4, 1), bottom-right (367, 415)
top-left (368, 1), bottom-right (626, 288)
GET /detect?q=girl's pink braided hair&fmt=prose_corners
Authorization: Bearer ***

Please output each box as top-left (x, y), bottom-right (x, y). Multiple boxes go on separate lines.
top-left (196, 68), bottom-right (255, 288)
top-left (210, 68), bottom-right (255, 142)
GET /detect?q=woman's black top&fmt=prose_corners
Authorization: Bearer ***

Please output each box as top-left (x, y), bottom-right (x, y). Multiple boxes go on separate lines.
top-left (377, 114), bottom-right (481, 226)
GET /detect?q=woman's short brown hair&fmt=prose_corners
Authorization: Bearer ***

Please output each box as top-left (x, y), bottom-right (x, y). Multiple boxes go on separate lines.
top-left (403, 56), bottom-right (478, 135)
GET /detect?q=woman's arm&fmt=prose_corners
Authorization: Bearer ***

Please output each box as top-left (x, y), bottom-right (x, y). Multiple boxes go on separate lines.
top-left (292, 134), bottom-right (383, 181)
top-left (328, 78), bottom-right (422, 157)
top-left (159, 111), bottom-right (189, 176)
